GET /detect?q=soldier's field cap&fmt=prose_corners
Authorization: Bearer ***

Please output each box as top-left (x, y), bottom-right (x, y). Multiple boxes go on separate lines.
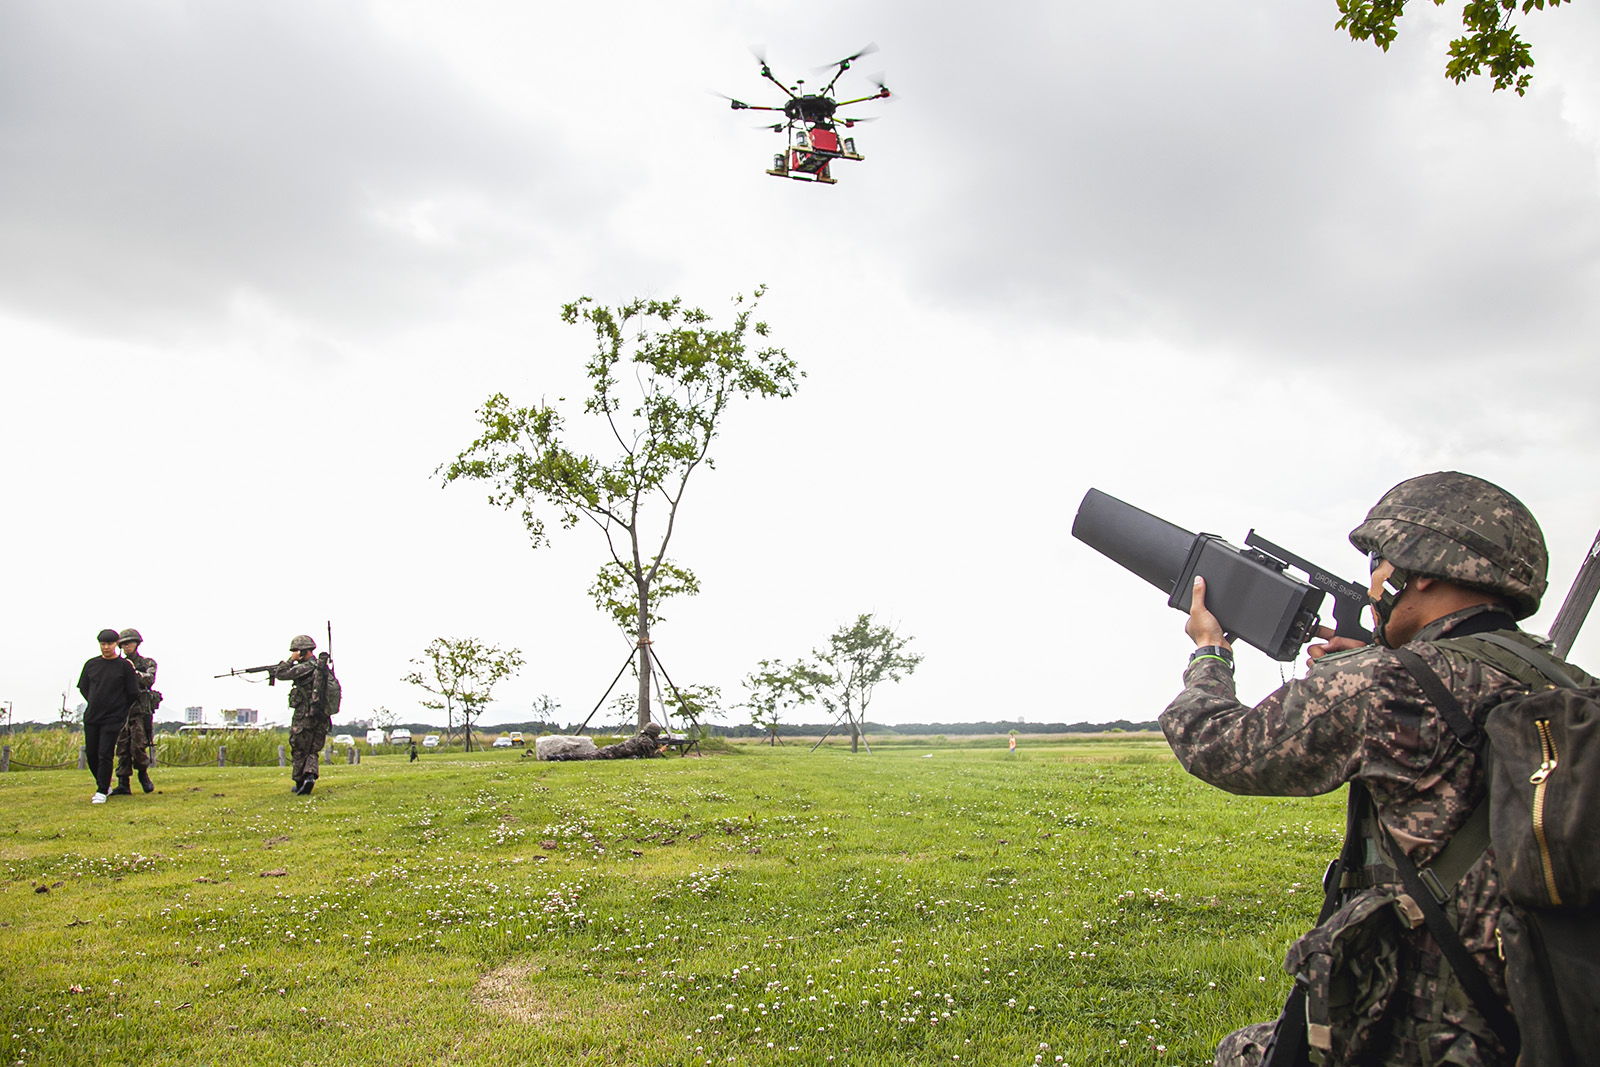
top-left (96, 628), bottom-right (121, 643)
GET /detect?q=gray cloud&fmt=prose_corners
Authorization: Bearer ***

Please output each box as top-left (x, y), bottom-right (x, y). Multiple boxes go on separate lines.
top-left (862, 0), bottom-right (1600, 365)
top-left (0, 1), bottom-right (604, 339)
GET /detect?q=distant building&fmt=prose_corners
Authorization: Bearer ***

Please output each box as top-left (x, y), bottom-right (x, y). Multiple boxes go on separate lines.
top-left (185, 706), bottom-right (203, 724)
top-left (227, 708), bottom-right (259, 725)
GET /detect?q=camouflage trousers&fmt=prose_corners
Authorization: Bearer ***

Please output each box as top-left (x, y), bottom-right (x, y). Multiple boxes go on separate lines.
top-left (115, 713), bottom-right (152, 778)
top-left (290, 719), bottom-right (329, 781)
top-left (1214, 1021), bottom-right (1275, 1067)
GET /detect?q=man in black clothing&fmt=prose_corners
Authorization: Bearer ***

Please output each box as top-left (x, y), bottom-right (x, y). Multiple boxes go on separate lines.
top-left (76, 628), bottom-right (143, 804)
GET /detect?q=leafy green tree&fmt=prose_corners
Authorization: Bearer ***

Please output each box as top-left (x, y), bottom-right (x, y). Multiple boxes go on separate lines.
top-left (1336, 0), bottom-right (1567, 94)
top-left (763, 614), bottom-right (923, 754)
top-left (440, 288), bottom-right (799, 731)
top-left (744, 659), bottom-right (814, 746)
top-left (401, 638), bottom-right (524, 752)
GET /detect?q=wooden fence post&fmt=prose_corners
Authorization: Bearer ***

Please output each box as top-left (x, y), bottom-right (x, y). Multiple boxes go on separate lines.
top-left (217, 746), bottom-right (226, 767)
top-left (278, 745), bottom-right (286, 767)
top-left (1, 745), bottom-right (8, 772)
top-left (79, 746), bottom-right (87, 770)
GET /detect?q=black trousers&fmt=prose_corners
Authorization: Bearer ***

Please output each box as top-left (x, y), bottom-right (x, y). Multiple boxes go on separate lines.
top-left (84, 716), bottom-right (126, 795)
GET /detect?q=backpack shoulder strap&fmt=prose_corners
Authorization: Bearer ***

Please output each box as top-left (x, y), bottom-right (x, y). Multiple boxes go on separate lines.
top-left (1393, 646), bottom-right (1480, 747)
top-left (1378, 809), bottom-right (1521, 1056)
top-left (1466, 632), bottom-right (1579, 689)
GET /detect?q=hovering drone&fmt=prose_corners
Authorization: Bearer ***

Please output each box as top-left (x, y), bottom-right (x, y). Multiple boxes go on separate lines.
top-left (720, 45), bottom-right (891, 185)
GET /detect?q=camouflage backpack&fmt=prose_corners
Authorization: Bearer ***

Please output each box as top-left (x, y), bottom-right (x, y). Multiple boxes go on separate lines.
top-left (1393, 631), bottom-right (1600, 1067)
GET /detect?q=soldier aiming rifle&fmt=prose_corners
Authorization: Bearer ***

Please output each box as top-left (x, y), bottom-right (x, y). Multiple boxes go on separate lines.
top-left (219, 632), bottom-right (340, 795)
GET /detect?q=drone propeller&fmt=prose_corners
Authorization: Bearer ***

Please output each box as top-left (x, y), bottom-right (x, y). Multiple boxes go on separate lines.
top-left (815, 42), bottom-right (879, 73)
top-left (754, 122), bottom-right (787, 131)
top-left (835, 115), bottom-right (880, 127)
top-left (709, 89), bottom-right (751, 109)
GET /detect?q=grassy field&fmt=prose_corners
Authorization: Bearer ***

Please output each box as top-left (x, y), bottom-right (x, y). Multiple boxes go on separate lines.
top-left (0, 736), bottom-right (1343, 1067)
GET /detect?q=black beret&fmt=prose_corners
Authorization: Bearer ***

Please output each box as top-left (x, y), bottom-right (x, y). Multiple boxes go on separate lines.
top-left (97, 628), bottom-right (121, 643)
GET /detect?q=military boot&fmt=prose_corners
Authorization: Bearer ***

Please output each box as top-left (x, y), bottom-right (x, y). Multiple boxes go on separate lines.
top-left (138, 769), bottom-right (154, 793)
top-left (109, 778), bottom-right (133, 796)
top-left (298, 777), bottom-right (316, 796)
top-left (290, 778), bottom-right (303, 794)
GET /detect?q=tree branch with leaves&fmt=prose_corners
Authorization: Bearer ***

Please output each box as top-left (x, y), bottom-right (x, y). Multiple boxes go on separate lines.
top-left (439, 287), bottom-right (799, 731)
top-left (1336, 0), bottom-right (1567, 94)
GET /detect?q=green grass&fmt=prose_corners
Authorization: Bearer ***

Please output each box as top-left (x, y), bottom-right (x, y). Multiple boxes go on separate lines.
top-left (0, 738), bottom-right (1342, 1066)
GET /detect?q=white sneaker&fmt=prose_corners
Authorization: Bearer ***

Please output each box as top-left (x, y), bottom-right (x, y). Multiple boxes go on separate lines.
top-left (91, 793), bottom-right (107, 804)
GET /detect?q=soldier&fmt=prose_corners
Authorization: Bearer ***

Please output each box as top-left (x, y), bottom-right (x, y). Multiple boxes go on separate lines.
top-left (1161, 472), bottom-right (1594, 1067)
top-left (110, 628), bottom-right (157, 795)
top-left (594, 721), bottom-right (664, 759)
top-left (269, 634), bottom-right (341, 796)
top-left (76, 629), bottom-right (143, 803)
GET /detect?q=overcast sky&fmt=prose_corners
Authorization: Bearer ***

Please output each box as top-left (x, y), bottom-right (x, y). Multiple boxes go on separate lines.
top-left (3, 0), bottom-right (1597, 732)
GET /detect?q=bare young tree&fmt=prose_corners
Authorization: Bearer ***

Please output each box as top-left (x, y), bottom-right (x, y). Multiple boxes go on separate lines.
top-left (440, 288), bottom-right (799, 730)
top-left (401, 638), bottom-right (523, 752)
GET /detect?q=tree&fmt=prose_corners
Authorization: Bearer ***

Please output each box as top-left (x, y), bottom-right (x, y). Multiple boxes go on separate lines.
top-left (764, 614), bottom-right (923, 754)
top-left (440, 288), bottom-right (800, 731)
top-left (744, 659), bottom-right (813, 746)
top-left (373, 706), bottom-right (398, 730)
top-left (1336, 0), bottom-right (1568, 94)
top-left (664, 683), bottom-right (722, 737)
top-left (401, 638), bottom-right (524, 752)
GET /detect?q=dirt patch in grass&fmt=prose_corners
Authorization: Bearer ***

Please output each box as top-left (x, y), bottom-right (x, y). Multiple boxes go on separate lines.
top-left (474, 960), bottom-right (628, 1026)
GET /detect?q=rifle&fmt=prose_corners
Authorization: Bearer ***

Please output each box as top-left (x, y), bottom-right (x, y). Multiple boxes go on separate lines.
top-left (1072, 488), bottom-right (1372, 662)
top-left (214, 663), bottom-right (280, 686)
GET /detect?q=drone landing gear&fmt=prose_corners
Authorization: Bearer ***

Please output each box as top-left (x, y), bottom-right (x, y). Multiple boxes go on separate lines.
top-left (766, 129), bottom-right (862, 184)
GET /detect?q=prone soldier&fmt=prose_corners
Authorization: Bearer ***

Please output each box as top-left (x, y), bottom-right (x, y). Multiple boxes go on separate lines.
top-left (111, 628), bottom-right (158, 795)
top-left (594, 721), bottom-right (665, 759)
top-left (270, 634), bottom-right (341, 795)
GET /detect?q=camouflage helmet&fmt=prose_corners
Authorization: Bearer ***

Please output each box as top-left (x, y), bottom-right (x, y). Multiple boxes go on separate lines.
top-left (117, 628), bottom-right (143, 645)
top-left (288, 634), bottom-right (318, 652)
top-left (642, 722), bottom-right (663, 736)
top-left (1349, 471), bottom-right (1547, 620)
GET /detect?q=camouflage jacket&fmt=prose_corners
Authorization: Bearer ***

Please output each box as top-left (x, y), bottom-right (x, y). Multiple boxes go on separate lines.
top-left (126, 652), bottom-right (158, 715)
top-left (595, 731), bottom-right (663, 760)
top-left (1161, 603), bottom-right (1595, 1066)
top-left (269, 656), bottom-right (342, 726)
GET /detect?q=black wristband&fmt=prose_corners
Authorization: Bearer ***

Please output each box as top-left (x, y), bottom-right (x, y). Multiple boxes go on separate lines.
top-left (1189, 645), bottom-right (1234, 669)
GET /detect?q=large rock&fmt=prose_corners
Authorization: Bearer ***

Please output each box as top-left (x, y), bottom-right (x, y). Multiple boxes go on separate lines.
top-left (535, 735), bottom-right (598, 761)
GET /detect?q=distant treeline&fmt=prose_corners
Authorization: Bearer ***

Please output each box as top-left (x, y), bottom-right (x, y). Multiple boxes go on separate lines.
top-left (10, 718), bottom-right (1159, 737)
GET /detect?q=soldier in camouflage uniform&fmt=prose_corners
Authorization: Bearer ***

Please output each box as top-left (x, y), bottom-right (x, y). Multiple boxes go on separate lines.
top-left (111, 628), bottom-right (157, 795)
top-left (594, 722), bottom-right (664, 759)
top-left (1161, 472), bottom-right (1594, 1067)
top-left (270, 634), bottom-right (341, 796)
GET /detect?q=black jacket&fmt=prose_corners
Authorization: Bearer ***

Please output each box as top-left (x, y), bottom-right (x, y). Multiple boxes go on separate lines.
top-left (76, 656), bottom-right (143, 725)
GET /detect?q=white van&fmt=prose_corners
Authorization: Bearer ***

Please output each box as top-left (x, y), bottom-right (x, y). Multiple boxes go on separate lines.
top-left (390, 729), bottom-right (413, 745)
top-left (366, 729), bottom-right (386, 746)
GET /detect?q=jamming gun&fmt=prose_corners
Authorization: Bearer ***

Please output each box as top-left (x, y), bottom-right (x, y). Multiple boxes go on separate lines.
top-left (214, 663), bottom-right (280, 686)
top-left (1071, 488), bottom-right (1372, 662)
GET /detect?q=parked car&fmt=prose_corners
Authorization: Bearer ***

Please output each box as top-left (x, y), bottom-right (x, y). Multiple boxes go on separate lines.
top-left (333, 733), bottom-right (355, 746)
top-left (422, 735), bottom-right (441, 748)
top-left (492, 736), bottom-right (513, 748)
top-left (366, 729), bottom-right (385, 746)
top-left (509, 731), bottom-right (525, 746)
top-left (390, 729), bottom-right (413, 745)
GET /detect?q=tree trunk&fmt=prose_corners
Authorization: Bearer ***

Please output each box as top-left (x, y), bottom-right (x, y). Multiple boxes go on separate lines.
top-left (849, 721), bottom-right (859, 754)
top-left (635, 578), bottom-right (652, 731)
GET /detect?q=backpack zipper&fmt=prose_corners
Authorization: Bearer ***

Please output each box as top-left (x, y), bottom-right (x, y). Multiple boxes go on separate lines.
top-left (1529, 717), bottom-right (1562, 906)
